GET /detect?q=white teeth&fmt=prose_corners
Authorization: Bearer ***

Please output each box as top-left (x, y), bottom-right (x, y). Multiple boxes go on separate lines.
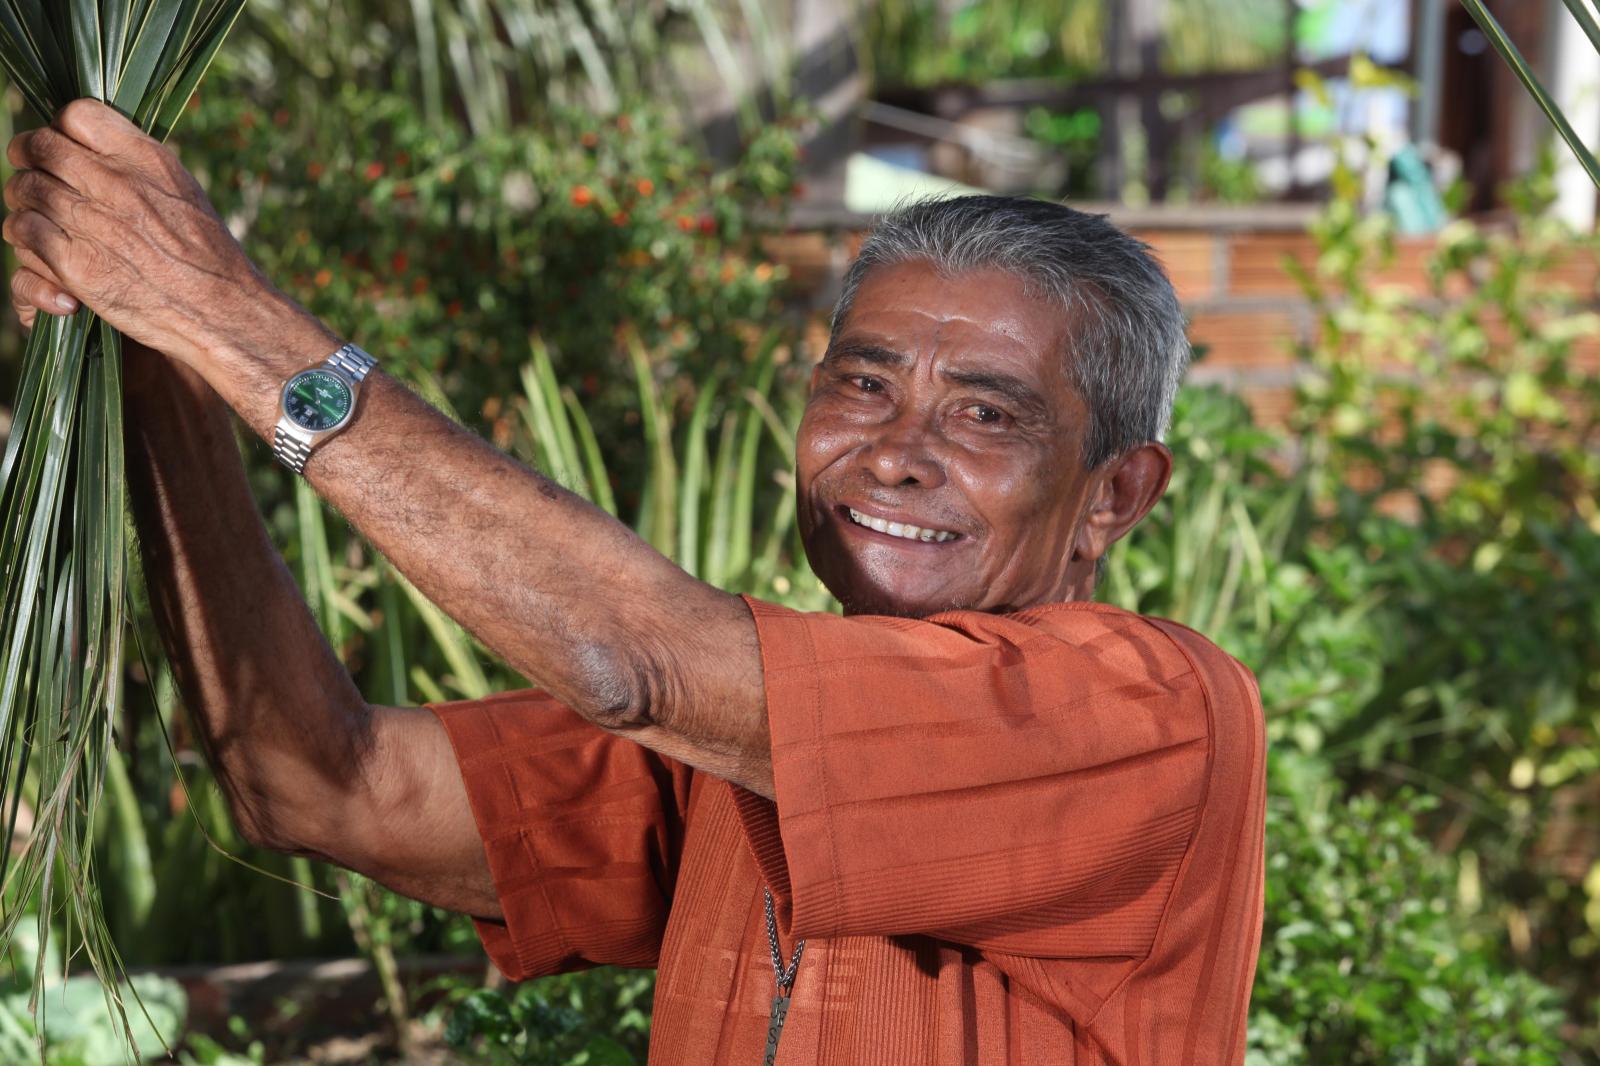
top-left (847, 508), bottom-right (957, 543)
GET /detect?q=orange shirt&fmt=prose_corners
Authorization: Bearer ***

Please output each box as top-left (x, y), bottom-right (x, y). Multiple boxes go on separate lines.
top-left (428, 597), bottom-right (1266, 1065)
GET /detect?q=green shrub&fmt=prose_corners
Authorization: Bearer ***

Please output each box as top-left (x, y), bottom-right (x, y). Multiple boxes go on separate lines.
top-left (1251, 767), bottom-right (1567, 1064)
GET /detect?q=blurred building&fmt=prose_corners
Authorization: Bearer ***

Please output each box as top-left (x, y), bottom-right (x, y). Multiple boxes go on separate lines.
top-left (696, 1), bottom-right (1597, 227)
top-left (728, 0), bottom-right (1600, 429)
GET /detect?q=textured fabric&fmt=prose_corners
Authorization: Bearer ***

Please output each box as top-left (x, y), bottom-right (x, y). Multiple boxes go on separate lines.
top-left (427, 598), bottom-right (1266, 1065)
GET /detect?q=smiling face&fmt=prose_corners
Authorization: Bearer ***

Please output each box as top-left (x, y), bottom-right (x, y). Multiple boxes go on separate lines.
top-left (797, 258), bottom-right (1133, 617)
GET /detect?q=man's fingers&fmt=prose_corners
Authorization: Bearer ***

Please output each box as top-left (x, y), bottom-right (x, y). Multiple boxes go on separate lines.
top-left (10, 244), bottom-right (67, 290)
top-left (5, 127), bottom-right (109, 195)
top-left (4, 167), bottom-right (89, 224)
top-left (2, 210), bottom-right (72, 277)
top-left (11, 265), bottom-right (77, 318)
top-left (56, 99), bottom-right (150, 158)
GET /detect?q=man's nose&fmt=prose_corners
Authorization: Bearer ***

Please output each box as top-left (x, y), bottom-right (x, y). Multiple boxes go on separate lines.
top-left (859, 411), bottom-right (946, 488)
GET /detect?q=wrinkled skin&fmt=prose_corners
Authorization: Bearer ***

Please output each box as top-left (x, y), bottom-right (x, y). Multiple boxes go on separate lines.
top-left (3, 99), bottom-right (302, 368)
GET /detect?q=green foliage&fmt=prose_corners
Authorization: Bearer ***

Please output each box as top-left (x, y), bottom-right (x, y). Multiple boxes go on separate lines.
top-left (229, 0), bottom-right (783, 138)
top-left (1290, 156), bottom-right (1600, 1031)
top-left (1250, 778), bottom-right (1566, 1064)
top-left (862, 0), bottom-right (1291, 88)
top-left (0, 923), bottom-right (187, 1065)
top-left (443, 970), bottom-right (652, 1066)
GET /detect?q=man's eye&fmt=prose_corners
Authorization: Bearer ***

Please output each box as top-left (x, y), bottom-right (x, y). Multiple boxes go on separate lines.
top-left (970, 404), bottom-right (1008, 425)
top-left (849, 375), bottom-right (884, 393)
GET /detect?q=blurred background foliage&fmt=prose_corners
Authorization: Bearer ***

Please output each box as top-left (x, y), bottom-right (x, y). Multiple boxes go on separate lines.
top-left (0, 0), bottom-right (1596, 1062)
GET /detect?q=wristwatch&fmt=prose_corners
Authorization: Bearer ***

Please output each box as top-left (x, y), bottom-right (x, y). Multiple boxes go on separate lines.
top-left (271, 342), bottom-right (380, 474)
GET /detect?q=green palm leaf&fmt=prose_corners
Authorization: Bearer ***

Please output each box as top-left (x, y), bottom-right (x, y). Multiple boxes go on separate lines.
top-left (0, 0), bottom-right (245, 1053)
top-left (1460, 0), bottom-right (1600, 191)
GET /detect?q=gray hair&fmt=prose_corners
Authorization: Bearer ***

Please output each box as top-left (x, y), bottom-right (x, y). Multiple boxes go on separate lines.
top-left (829, 195), bottom-right (1189, 468)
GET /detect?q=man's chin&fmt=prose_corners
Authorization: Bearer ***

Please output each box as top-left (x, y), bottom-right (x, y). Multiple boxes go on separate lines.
top-left (824, 578), bottom-right (972, 619)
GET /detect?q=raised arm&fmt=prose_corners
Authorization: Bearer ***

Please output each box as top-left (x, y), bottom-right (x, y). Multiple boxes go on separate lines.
top-left (2, 102), bottom-right (774, 799)
top-left (120, 343), bottom-right (500, 917)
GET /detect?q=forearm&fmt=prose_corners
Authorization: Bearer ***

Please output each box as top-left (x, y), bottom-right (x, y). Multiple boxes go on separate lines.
top-left (204, 300), bottom-right (775, 796)
top-left (0, 100), bottom-right (772, 796)
top-left (123, 346), bottom-right (376, 849)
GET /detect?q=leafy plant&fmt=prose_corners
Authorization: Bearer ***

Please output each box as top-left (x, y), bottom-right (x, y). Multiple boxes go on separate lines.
top-left (1249, 776), bottom-right (1567, 1065)
top-left (0, 0), bottom-right (245, 1032)
top-left (443, 970), bottom-right (651, 1066)
top-left (0, 922), bottom-right (188, 1065)
top-left (1286, 153), bottom-right (1600, 1048)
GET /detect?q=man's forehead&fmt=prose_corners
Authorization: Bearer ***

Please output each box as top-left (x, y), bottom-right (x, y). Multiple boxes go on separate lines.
top-left (833, 261), bottom-right (1076, 384)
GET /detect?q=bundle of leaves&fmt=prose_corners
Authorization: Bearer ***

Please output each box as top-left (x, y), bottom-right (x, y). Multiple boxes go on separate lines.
top-left (0, 0), bottom-right (245, 1032)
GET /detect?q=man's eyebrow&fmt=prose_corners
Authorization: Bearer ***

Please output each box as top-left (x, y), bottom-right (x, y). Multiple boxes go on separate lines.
top-left (942, 368), bottom-right (1048, 413)
top-left (822, 341), bottom-right (911, 368)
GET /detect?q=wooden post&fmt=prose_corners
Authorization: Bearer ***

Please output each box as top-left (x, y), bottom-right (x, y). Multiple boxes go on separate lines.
top-left (1284, 0), bottom-right (1303, 198)
top-left (1101, 0), bottom-right (1162, 201)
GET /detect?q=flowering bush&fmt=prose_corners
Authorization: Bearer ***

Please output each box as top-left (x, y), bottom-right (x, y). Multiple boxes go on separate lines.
top-left (181, 84), bottom-right (801, 451)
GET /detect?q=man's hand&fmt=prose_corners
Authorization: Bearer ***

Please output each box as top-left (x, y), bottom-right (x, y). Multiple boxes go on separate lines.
top-left (3, 98), bottom-right (277, 370)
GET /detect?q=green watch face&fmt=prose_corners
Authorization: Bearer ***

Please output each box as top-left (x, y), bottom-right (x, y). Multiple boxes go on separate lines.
top-left (284, 369), bottom-right (354, 432)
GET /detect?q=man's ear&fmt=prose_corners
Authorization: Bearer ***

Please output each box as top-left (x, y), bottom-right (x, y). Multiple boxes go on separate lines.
top-left (1072, 441), bottom-right (1173, 563)
top-left (808, 363), bottom-right (824, 395)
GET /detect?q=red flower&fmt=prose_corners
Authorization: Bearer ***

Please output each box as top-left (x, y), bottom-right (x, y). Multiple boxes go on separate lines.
top-left (611, 210), bottom-right (629, 226)
top-left (306, 161), bottom-right (324, 180)
top-left (572, 185), bottom-right (595, 207)
top-left (314, 269), bottom-right (333, 288)
top-left (677, 215), bottom-right (694, 232)
top-left (580, 131), bottom-right (600, 149)
top-left (635, 178), bottom-right (655, 197)
top-left (698, 214), bottom-right (716, 235)
top-left (392, 251), bottom-right (409, 274)
top-left (365, 161), bottom-right (385, 181)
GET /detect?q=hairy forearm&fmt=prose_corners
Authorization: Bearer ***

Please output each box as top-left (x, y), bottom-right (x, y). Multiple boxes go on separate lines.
top-left (204, 301), bottom-right (775, 796)
top-left (123, 348), bottom-right (376, 850)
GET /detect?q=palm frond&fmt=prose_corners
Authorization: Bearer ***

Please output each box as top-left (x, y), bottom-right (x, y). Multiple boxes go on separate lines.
top-left (0, 0), bottom-right (245, 1050)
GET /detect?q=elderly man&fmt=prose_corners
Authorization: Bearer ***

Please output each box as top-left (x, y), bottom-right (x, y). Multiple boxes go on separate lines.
top-left (5, 100), bottom-right (1264, 1064)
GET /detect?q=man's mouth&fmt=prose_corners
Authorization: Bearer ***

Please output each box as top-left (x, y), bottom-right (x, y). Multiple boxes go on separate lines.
top-left (844, 507), bottom-right (960, 544)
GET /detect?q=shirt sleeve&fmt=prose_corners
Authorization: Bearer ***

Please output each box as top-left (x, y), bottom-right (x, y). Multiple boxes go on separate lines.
top-left (729, 596), bottom-right (1214, 960)
top-left (427, 689), bottom-right (695, 981)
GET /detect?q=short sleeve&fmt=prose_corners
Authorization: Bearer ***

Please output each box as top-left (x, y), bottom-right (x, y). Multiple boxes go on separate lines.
top-left (428, 689), bottom-right (695, 981)
top-left (729, 597), bottom-right (1213, 960)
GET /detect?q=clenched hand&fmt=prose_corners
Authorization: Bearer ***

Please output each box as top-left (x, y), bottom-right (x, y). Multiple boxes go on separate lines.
top-left (3, 98), bottom-right (282, 369)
